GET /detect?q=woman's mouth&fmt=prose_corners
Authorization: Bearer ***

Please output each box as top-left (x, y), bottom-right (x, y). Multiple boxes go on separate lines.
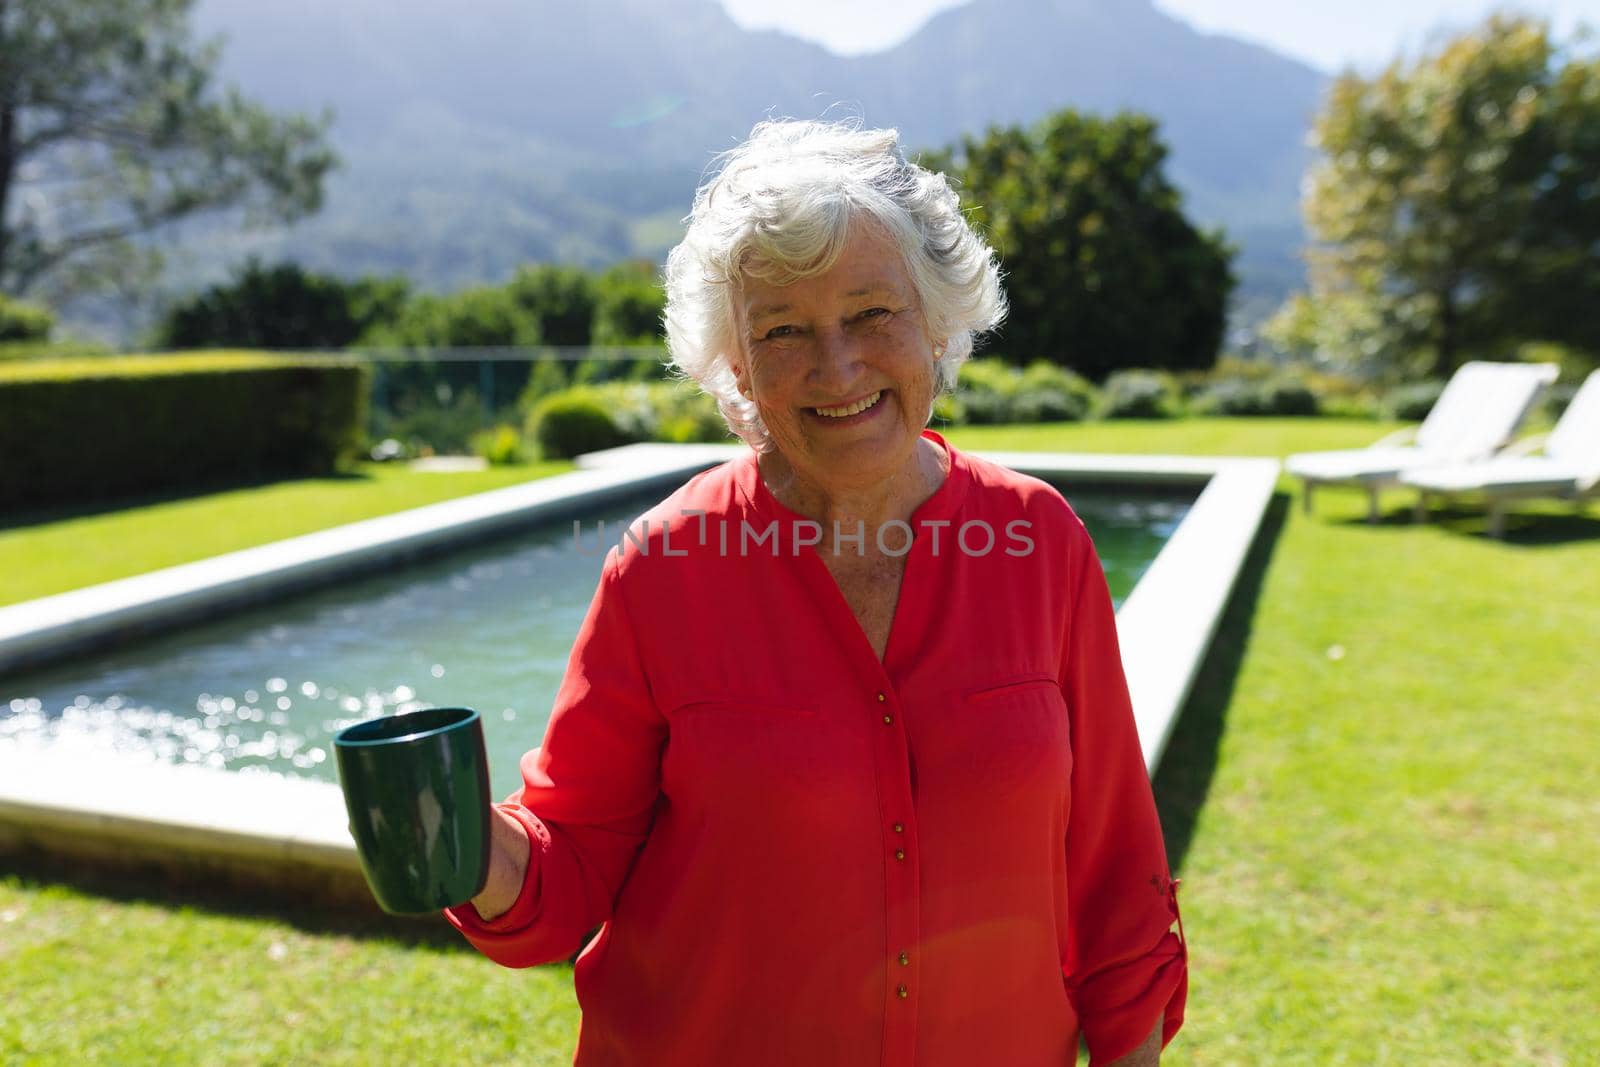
top-left (811, 390), bottom-right (884, 419)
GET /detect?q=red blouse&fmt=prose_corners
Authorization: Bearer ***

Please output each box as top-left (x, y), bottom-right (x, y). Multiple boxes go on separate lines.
top-left (446, 432), bottom-right (1186, 1066)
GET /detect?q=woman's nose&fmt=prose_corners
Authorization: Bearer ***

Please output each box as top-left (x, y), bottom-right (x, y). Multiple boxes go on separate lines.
top-left (810, 326), bottom-right (863, 392)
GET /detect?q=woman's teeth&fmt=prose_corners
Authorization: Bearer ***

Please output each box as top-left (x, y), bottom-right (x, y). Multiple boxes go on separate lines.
top-left (813, 391), bottom-right (883, 418)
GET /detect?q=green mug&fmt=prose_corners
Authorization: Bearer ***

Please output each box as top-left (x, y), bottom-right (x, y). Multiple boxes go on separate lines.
top-left (334, 706), bottom-right (492, 916)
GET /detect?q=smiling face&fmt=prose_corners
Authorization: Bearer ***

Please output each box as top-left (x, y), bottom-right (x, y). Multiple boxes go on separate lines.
top-left (732, 220), bottom-right (941, 506)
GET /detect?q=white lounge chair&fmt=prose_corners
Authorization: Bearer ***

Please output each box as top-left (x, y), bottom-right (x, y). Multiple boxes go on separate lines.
top-left (1402, 370), bottom-right (1600, 537)
top-left (1286, 361), bottom-right (1559, 521)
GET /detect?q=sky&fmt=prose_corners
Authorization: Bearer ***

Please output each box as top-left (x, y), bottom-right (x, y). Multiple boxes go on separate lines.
top-left (719, 0), bottom-right (1600, 72)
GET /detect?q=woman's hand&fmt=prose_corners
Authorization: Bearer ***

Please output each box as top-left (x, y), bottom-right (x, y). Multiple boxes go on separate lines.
top-left (469, 806), bottom-right (532, 922)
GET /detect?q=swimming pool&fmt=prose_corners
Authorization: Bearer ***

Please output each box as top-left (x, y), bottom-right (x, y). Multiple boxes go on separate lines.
top-left (0, 483), bottom-right (1191, 798)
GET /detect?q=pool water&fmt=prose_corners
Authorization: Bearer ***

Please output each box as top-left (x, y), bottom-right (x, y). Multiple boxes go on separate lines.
top-left (0, 484), bottom-right (1191, 798)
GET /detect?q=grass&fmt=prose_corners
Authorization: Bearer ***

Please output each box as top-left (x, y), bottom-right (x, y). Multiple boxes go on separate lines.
top-left (942, 415), bottom-right (1411, 458)
top-left (0, 460), bottom-right (571, 607)
top-left (963, 420), bottom-right (1600, 1063)
top-left (4, 416), bottom-right (1599, 1064)
top-left (0, 866), bottom-right (579, 1065)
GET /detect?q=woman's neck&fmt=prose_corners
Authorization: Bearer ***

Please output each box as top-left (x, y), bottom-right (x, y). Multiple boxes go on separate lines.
top-left (759, 435), bottom-right (950, 536)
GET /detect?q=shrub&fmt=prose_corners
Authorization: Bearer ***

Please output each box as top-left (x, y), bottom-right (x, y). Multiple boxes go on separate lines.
top-left (1202, 354), bottom-right (1279, 383)
top-left (1382, 380), bottom-right (1446, 421)
top-left (1010, 389), bottom-right (1082, 423)
top-left (1192, 377), bottom-right (1321, 416)
top-left (956, 357), bottom-right (1019, 394)
top-left (0, 294), bottom-right (54, 342)
top-left (1097, 369), bottom-right (1181, 418)
top-left (951, 357), bottom-right (1100, 424)
top-left (1319, 393), bottom-right (1382, 418)
top-left (471, 424), bottom-right (529, 465)
top-left (525, 380), bottom-right (731, 456)
top-left (955, 388), bottom-right (1013, 424)
top-left (528, 389), bottom-right (642, 459)
top-left (952, 358), bottom-right (1020, 424)
top-left (1016, 361), bottom-right (1096, 421)
top-left (647, 381), bottom-right (730, 443)
top-left (1260, 379), bottom-right (1320, 416)
top-left (1191, 378), bottom-right (1262, 416)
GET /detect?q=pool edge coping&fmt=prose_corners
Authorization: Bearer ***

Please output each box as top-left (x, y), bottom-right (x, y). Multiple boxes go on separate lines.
top-left (1, 444), bottom-right (1279, 906)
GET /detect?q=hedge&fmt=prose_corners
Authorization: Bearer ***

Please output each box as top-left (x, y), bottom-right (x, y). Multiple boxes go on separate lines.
top-left (0, 351), bottom-right (369, 511)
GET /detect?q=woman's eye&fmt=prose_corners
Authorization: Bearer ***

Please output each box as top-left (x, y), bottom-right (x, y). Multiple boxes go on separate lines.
top-left (763, 325), bottom-right (795, 340)
top-left (859, 307), bottom-right (889, 320)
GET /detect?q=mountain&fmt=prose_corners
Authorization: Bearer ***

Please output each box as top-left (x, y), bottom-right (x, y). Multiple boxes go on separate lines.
top-left (167, 0), bottom-right (1328, 331)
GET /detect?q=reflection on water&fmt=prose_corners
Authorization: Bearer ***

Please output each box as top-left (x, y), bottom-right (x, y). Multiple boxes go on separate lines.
top-left (0, 483), bottom-right (1190, 798)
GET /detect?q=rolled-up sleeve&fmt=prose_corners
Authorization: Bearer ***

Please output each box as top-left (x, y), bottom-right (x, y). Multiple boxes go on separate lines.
top-left (1058, 525), bottom-right (1188, 1065)
top-left (444, 547), bottom-right (666, 966)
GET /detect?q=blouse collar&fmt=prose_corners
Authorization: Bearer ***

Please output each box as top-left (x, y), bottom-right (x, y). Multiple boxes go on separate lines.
top-left (731, 429), bottom-right (971, 528)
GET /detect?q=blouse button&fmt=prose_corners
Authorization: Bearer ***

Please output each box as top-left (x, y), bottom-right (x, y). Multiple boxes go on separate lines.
top-left (896, 985), bottom-right (909, 999)
top-left (882, 714), bottom-right (893, 725)
top-left (894, 849), bottom-right (905, 861)
top-left (899, 952), bottom-right (910, 966)
top-left (892, 822), bottom-right (904, 833)
top-left (876, 692), bottom-right (886, 702)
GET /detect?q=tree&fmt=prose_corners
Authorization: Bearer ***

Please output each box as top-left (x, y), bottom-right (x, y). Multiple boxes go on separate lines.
top-left (508, 264), bottom-right (597, 346)
top-left (590, 261), bottom-right (665, 346)
top-left (157, 259), bottom-right (408, 349)
top-left (357, 285), bottom-right (543, 421)
top-left (1292, 14), bottom-right (1600, 377)
top-left (0, 0), bottom-right (336, 300)
top-left (926, 109), bottom-right (1234, 380)
top-left (361, 287), bottom-right (541, 350)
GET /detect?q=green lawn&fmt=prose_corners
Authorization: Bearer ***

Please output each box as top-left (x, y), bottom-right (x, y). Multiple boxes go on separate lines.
top-left (0, 460), bottom-right (571, 607)
top-left (4, 417), bottom-right (1598, 1064)
top-left (943, 415), bottom-right (1411, 458)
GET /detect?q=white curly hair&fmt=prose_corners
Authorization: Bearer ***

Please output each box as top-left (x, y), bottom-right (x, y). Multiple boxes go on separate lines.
top-left (662, 119), bottom-right (1007, 452)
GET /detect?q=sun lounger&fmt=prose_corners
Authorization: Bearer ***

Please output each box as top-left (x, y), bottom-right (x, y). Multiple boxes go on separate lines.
top-left (1402, 370), bottom-right (1600, 537)
top-left (1286, 361), bottom-right (1559, 521)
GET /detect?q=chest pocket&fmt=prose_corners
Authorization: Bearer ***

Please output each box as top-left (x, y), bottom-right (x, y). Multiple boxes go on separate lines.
top-left (949, 675), bottom-right (1073, 808)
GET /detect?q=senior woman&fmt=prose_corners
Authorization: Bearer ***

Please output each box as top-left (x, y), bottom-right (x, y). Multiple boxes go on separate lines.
top-left (445, 120), bottom-right (1186, 1066)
